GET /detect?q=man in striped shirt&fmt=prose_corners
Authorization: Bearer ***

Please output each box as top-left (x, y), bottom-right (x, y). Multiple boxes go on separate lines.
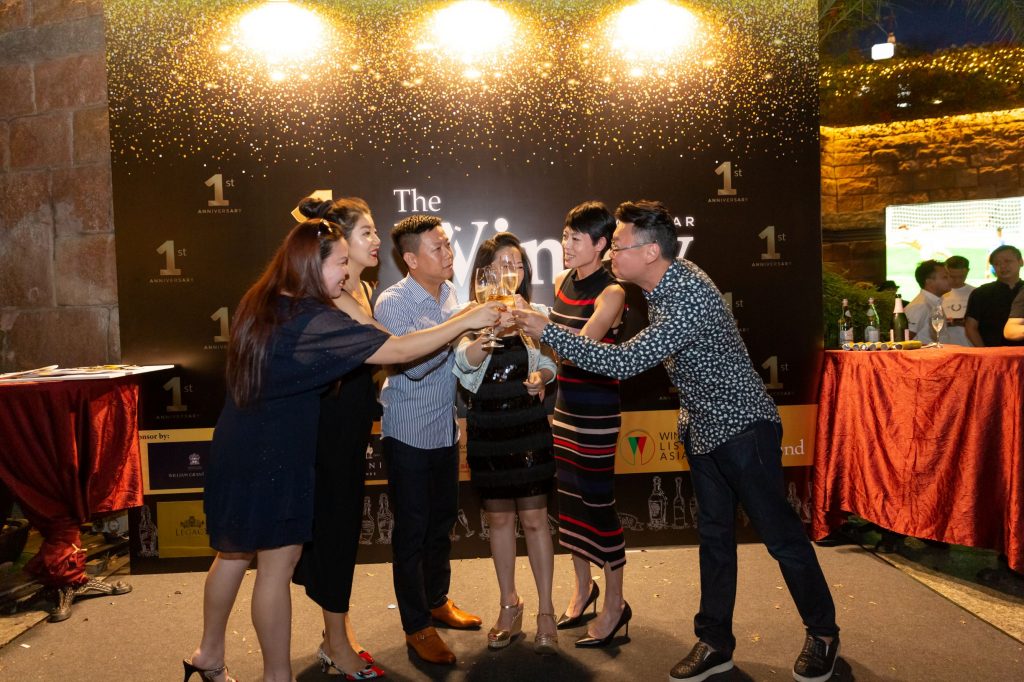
top-left (375, 214), bottom-right (482, 665)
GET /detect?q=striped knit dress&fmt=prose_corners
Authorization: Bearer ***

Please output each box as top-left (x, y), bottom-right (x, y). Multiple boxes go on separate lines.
top-left (550, 266), bottom-right (626, 569)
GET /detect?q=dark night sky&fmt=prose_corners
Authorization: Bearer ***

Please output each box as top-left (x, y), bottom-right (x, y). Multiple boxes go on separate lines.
top-left (868, 0), bottom-right (1003, 50)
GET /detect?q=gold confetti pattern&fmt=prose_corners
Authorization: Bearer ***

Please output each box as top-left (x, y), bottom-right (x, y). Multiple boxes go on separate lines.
top-left (107, 0), bottom-right (817, 174)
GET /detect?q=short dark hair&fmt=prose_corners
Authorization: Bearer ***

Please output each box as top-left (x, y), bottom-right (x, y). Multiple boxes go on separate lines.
top-left (989, 244), bottom-right (1022, 264)
top-left (914, 260), bottom-right (945, 288)
top-left (614, 200), bottom-right (679, 261)
top-left (945, 255), bottom-right (969, 270)
top-left (564, 201), bottom-right (615, 255)
top-left (392, 214), bottom-right (442, 256)
top-left (470, 232), bottom-right (533, 302)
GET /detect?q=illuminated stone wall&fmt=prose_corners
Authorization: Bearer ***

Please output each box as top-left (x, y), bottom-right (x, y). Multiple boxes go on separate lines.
top-left (3, 2), bottom-right (1023, 369)
top-left (821, 108), bottom-right (1024, 284)
top-left (0, 0), bottom-right (117, 371)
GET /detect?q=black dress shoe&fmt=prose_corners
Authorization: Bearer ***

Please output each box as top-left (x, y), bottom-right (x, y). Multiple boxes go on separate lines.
top-left (556, 581), bottom-right (600, 629)
top-left (574, 601), bottom-right (631, 648)
top-left (669, 641), bottom-right (734, 681)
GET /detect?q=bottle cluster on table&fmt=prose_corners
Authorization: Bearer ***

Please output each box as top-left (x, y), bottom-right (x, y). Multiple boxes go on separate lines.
top-left (837, 296), bottom-right (919, 351)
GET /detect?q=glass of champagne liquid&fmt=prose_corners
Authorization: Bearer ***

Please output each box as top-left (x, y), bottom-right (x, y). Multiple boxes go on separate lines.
top-left (498, 259), bottom-right (537, 348)
top-left (930, 305), bottom-right (945, 347)
top-left (498, 260), bottom-right (518, 307)
top-left (474, 266), bottom-right (503, 349)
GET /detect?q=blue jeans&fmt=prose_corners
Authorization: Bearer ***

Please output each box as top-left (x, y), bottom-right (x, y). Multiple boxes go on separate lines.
top-left (686, 420), bottom-right (838, 652)
top-left (383, 437), bottom-right (459, 634)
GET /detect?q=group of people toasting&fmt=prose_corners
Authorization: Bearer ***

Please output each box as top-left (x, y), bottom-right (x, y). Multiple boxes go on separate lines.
top-left (184, 197), bottom-right (840, 682)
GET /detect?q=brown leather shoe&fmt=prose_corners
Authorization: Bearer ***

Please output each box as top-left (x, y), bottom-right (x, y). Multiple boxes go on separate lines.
top-left (405, 626), bottom-right (457, 664)
top-left (430, 598), bottom-right (483, 629)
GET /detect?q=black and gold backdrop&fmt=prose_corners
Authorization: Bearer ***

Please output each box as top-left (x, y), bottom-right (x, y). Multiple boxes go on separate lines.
top-left (108, 0), bottom-right (821, 570)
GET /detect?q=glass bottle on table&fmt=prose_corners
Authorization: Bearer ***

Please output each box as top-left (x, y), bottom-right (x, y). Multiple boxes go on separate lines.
top-left (865, 297), bottom-right (881, 343)
top-left (838, 298), bottom-right (854, 346)
top-left (892, 296), bottom-right (909, 342)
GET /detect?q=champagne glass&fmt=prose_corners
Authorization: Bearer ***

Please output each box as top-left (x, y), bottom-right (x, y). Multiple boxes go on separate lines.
top-left (497, 257), bottom-right (538, 349)
top-left (930, 305), bottom-right (946, 347)
top-left (474, 266), bottom-right (503, 349)
top-left (498, 261), bottom-right (518, 307)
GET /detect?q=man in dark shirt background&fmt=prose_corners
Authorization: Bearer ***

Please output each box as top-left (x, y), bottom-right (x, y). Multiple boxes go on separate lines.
top-left (515, 200), bottom-right (839, 682)
top-left (965, 245), bottom-right (1023, 347)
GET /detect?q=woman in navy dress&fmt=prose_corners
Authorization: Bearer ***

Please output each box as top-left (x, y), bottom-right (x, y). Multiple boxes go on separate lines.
top-left (184, 219), bottom-right (499, 682)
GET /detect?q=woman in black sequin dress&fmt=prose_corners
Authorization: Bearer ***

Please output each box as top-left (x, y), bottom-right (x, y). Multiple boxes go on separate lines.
top-left (454, 233), bottom-right (559, 653)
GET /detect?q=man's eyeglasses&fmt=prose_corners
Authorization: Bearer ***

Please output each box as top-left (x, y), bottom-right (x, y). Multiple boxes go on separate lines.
top-left (313, 218), bottom-right (343, 240)
top-left (608, 241), bottom-right (650, 254)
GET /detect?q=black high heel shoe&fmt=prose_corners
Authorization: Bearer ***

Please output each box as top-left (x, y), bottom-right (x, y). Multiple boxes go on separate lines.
top-left (556, 581), bottom-right (600, 629)
top-left (182, 658), bottom-right (236, 682)
top-left (573, 602), bottom-right (632, 648)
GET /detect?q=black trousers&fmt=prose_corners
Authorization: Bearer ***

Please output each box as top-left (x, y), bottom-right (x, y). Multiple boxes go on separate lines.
top-left (383, 436), bottom-right (459, 634)
top-left (687, 420), bottom-right (839, 653)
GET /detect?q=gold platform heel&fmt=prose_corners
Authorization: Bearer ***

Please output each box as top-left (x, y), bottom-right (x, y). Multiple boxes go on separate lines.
top-left (534, 612), bottom-right (559, 655)
top-left (487, 598), bottom-right (524, 650)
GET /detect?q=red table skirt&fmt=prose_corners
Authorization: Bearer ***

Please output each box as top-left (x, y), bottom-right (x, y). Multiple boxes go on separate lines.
top-left (812, 347), bottom-right (1024, 572)
top-left (0, 377), bottom-right (144, 586)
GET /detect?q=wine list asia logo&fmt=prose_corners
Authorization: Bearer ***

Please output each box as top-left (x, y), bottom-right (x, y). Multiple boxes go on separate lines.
top-left (615, 411), bottom-right (689, 474)
top-left (621, 429), bottom-right (655, 467)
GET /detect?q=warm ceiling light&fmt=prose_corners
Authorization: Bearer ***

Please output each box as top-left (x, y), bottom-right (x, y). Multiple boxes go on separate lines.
top-left (236, 1), bottom-right (325, 66)
top-left (610, 0), bottom-right (699, 63)
top-left (426, 0), bottom-right (516, 64)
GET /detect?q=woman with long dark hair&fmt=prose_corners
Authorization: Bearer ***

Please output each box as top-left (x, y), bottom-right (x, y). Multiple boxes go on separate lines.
top-left (453, 233), bottom-right (560, 654)
top-left (184, 219), bottom-right (498, 682)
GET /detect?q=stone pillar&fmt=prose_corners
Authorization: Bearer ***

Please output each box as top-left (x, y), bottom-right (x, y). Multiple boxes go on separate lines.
top-left (0, 0), bottom-right (117, 371)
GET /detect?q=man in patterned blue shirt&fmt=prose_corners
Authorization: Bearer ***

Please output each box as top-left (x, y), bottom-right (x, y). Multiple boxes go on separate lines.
top-left (375, 215), bottom-right (482, 665)
top-left (515, 201), bottom-right (839, 682)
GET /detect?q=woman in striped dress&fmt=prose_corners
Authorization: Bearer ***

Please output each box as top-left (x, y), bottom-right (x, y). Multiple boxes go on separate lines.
top-left (550, 202), bottom-right (629, 647)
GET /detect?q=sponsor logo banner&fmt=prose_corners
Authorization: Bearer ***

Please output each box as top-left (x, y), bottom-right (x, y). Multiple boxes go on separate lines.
top-left (616, 404), bottom-right (816, 473)
top-left (156, 500), bottom-right (216, 558)
top-left (141, 428), bottom-right (214, 494)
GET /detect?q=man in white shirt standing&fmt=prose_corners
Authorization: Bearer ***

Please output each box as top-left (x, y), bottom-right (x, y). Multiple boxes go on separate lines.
top-left (905, 260), bottom-right (952, 344)
top-left (941, 255), bottom-right (975, 346)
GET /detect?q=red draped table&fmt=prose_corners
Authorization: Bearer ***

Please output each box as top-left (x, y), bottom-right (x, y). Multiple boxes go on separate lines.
top-left (0, 376), bottom-right (145, 587)
top-left (812, 347), bottom-right (1024, 572)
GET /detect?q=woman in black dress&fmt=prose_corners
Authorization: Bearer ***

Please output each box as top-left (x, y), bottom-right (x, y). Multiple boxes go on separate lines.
top-left (184, 219), bottom-right (499, 682)
top-left (453, 233), bottom-right (559, 654)
top-left (290, 197), bottom-right (387, 677)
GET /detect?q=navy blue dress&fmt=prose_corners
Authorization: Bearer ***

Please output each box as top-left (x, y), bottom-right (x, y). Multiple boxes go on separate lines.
top-left (205, 296), bottom-right (389, 553)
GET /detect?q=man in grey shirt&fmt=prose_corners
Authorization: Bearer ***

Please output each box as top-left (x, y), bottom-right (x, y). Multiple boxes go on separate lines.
top-left (515, 200), bottom-right (839, 682)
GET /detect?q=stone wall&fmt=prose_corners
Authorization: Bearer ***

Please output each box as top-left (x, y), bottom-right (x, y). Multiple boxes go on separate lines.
top-left (0, 0), bottom-right (116, 371)
top-left (3, 3), bottom-right (1024, 370)
top-left (821, 108), bottom-right (1024, 284)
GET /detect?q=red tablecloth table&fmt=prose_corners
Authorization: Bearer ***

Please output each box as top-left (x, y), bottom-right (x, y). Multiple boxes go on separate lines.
top-left (812, 346), bottom-right (1024, 572)
top-left (0, 377), bottom-right (144, 586)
